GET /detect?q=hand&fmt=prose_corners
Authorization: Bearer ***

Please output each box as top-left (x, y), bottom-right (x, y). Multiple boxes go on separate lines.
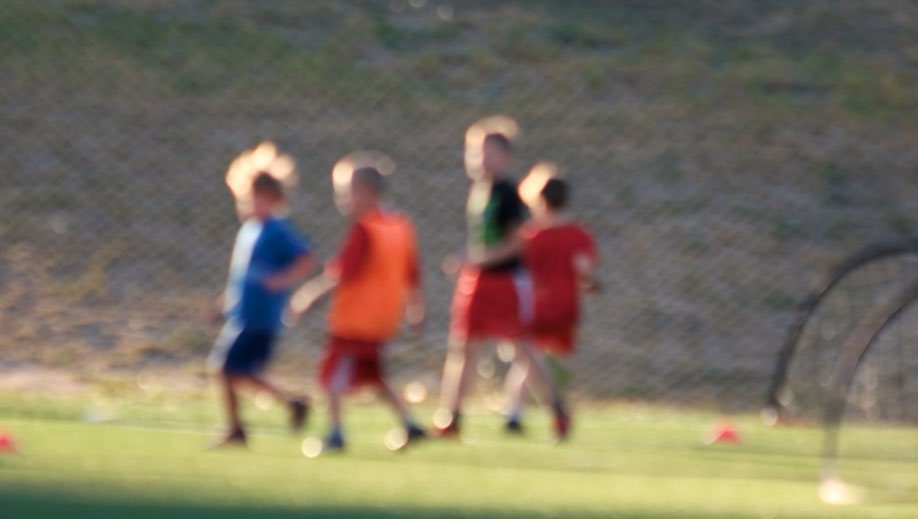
top-left (573, 254), bottom-right (599, 293)
top-left (205, 304), bottom-right (224, 325)
top-left (579, 277), bottom-right (602, 294)
top-left (282, 306), bottom-right (303, 327)
top-left (288, 278), bottom-right (332, 318)
top-left (288, 292), bottom-right (318, 320)
top-left (405, 290), bottom-right (426, 339)
top-left (441, 254), bottom-right (465, 278)
top-left (282, 300), bottom-right (311, 328)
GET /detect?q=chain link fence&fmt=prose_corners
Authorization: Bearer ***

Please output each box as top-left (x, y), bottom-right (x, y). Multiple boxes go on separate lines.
top-left (2, 0), bottom-right (917, 413)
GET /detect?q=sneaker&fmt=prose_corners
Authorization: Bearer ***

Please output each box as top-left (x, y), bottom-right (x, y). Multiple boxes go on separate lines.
top-left (406, 424), bottom-right (427, 443)
top-left (389, 424), bottom-right (427, 453)
top-left (505, 418), bottom-right (524, 435)
top-left (432, 419), bottom-right (461, 438)
top-left (323, 431), bottom-right (345, 453)
top-left (211, 427), bottom-right (247, 448)
top-left (554, 410), bottom-right (571, 441)
top-left (289, 399), bottom-right (309, 432)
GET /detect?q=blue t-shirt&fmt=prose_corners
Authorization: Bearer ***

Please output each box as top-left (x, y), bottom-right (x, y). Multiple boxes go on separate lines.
top-left (223, 217), bottom-right (310, 332)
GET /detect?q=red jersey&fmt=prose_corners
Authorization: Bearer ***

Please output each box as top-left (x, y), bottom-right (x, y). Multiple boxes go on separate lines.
top-left (522, 223), bottom-right (597, 327)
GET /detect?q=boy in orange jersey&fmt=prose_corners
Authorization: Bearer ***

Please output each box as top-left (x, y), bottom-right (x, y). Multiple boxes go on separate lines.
top-left (289, 167), bottom-right (425, 452)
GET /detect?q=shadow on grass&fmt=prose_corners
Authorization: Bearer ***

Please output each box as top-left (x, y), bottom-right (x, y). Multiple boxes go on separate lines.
top-left (0, 490), bottom-right (765, 519)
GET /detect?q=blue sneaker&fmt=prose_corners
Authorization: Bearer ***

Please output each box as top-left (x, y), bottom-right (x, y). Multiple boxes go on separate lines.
top-left (505, 418), bottom-right (524, 435)
top-left (323, 431), bottom-right (345, 453)
top-left (388, 424), bottom-right (426, 452)
top-left (406, 424), bottom-right (426, 443)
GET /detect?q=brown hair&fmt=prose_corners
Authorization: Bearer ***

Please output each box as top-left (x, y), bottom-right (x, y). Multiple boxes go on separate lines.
top-left (352, 167), bottom-right (386, 194)
top-left (483, 132), bottom-right (512, 153)
top-left (252, 172), bottom-right (284, 200)
top-left (540, 178), bottom-right (569, 210)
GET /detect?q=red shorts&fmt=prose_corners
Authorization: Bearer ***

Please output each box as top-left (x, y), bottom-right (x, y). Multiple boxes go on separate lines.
top-left (319, 337), bottom-right (385, 391)
top-left (530, 302), bottom-right (579, 355)
top-left (531, 322), bottom-right (577, 355)
top-left (450, 267), bottom-right (531, 342)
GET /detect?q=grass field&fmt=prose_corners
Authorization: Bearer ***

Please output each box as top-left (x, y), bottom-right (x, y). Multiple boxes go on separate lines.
top-left (1, 394), bottom-right (915, 518)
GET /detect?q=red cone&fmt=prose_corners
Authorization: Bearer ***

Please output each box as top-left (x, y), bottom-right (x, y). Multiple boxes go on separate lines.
top-left (708, 421), bottom-right (740, 444)
top-left (0, 432), bottom-right (17, 453)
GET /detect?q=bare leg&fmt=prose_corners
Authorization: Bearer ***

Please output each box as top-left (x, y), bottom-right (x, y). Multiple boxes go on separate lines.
top-left (438, 336), bottom-right (464, 413)
top-left (219, 373), bottom-right (243, 432)
top-left (518, 344), bottom-right (564, 410)
top-left (327, 387), bottom-right (343, 433)
top-left (233, 374), bottom-right (292, 404)
top-left (514, 345), bottom-right (571, 438)
top-left (455, 341), bottom-right (480, 412)
top-left (503, 348), bottom-right (531, 421)
top-left (219, 373), bottom-right (308, 434)
top-left (438, 337), bottom-right (480, 416)
top-left (323, 356), bottom-right (352, 446)
top-left (380, 381), bottom-right (413, 426)
top-left (380, 381), bottom-right (425, 447)
top-left (210, 372), bottom-right (249, 446)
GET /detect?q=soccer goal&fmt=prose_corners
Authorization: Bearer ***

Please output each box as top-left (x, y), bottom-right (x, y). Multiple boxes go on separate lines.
top-left (765, 240), bottom-right (918, 423)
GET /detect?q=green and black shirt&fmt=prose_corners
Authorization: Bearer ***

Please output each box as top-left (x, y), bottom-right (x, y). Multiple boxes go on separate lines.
top-left (466, 178), bottom-right (527, 272)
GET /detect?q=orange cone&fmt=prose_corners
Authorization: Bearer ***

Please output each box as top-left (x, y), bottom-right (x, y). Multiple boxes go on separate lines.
top-left (0, 432), bottom-right (17, 453)
top-left (707, 420), bottom-right (740, 444)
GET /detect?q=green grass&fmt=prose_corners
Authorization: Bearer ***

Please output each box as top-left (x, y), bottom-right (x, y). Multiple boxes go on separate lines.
top-left (3, 0), bottom-right (916, 117)
top-left (0, 395), bottom-right (916, 518)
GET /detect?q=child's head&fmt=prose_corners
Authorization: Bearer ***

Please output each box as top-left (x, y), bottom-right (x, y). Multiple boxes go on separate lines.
top-left (534, 178), bottom-right (569, 220)
top-left (251, 172), bottom-right (284, 220)
top-left (481, 133), bottom-right (513, 178)
top-left (348, 167), bottom-right (385, 216)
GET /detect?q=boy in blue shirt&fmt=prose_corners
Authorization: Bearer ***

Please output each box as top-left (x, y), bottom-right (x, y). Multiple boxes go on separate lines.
top-left (209, 172), bottom-right (314, 447)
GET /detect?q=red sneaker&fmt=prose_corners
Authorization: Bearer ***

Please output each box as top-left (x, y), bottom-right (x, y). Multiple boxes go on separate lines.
top-left (431, 411), bottom-right (462, 438)
top-left (554, 411), bottom-right (571, 441)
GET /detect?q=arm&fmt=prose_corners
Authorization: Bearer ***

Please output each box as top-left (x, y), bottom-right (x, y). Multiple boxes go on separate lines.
top-left (288, 223), bottom-right (367, 320)
top-left (263, 221), bottom-right (315, 292)
top-left (406, 286), bottom-right (425, 336)
top-left (466, 181), bottom-right (526, 269)
top-left (467, 227), bottom-right (523, 269)
top-left (443, 229), bottom-right (523, 274)
top-left (574, 250), bottom-right (600, 293)
top-left (264, 253), bottom-right (314, 292)
top-left (206, 291), bottom-right (225, 324)
top-left (405, 246), bottom-right (425, 336)
top-left (288, 271), bottom-right (338, 319)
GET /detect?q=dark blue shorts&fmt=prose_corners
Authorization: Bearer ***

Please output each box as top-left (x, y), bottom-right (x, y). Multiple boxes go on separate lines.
top-left (213, 326), bottom-right (276, 375)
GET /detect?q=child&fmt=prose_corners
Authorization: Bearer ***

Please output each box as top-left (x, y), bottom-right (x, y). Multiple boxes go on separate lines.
top-left (208, 172), bottom-right (314, 447)
top-left (505, 177), bottom-right (598, 438)
top-left (435, 132), bottom-right (566, 437)
top-left (290, 166), bottom-right (426, 452)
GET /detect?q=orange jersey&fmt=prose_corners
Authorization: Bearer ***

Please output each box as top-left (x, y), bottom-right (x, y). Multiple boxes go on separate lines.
top-left (328, 210), bottom-right (419, 342)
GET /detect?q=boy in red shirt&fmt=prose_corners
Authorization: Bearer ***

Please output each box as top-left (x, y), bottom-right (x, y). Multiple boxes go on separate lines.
top-left (435, 131), bottom-right (568, 438)
top-left (289, 166), bottom-right (425, 453)
top-left (505, 177), bottom-right (598, 436)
